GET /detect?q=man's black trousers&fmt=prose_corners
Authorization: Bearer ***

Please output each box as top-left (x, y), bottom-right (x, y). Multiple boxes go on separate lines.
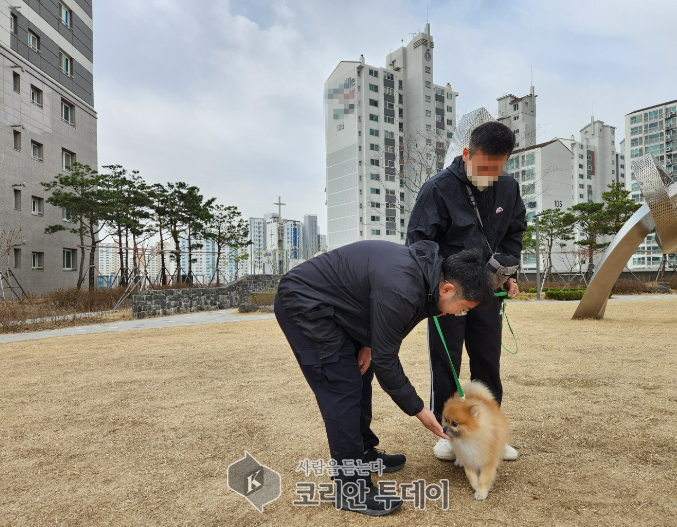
top-left (428, 296), bottom-right (503, 423)
top-left (274, 295), bottom-right (378, 484)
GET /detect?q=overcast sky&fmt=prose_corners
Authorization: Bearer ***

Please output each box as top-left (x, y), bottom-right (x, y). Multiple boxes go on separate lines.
top-left (94, 0), bottom-right (677, 234)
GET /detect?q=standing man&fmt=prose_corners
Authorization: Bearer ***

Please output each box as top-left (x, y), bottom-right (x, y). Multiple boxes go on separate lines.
top-left (276, 241), bottom-right (494, 516)
top-left (406, 121), bottom-right (526, 461)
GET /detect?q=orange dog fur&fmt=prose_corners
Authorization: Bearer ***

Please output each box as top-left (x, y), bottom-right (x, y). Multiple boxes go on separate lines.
top-left (441, 380), bottom-right (509, 500)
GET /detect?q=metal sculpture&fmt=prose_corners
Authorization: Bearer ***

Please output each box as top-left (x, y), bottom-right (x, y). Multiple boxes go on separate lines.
top-left (444, 107), bottom-right (495, 166)
top-left (573, 154), bottom-right (677, 319)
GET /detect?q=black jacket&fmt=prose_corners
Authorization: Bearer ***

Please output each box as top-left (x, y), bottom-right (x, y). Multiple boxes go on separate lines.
top-left (407, 155), bottom-right (526, 260)
top-left (277, 240), bottom-right (444, 416)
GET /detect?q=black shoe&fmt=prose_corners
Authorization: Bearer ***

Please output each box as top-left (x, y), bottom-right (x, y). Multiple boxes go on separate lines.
top-left (364, 447), bottom-right (406, 473)
top-left (335, 483), bottom-right (402, 516)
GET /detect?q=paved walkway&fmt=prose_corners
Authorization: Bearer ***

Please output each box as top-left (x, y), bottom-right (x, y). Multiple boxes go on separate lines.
top-left (1, 294), bottom-right (676, 345)
top-left (0, 309), bottom-right (275, 345)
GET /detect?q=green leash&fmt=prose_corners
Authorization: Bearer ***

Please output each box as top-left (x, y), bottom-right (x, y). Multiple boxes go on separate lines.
top-left (433, 315), bottom-right (465, 399)
top-left (433, 292), bottom-right (519, 401)
top-left (494, 292), bottom-right (519, 355)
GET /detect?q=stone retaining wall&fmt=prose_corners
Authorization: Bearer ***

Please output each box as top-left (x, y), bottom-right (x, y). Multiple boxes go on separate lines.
top-left (132, 275), bottom-right (282, 319)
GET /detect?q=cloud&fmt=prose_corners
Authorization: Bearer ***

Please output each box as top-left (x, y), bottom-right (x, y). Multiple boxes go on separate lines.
top-left (95, 0), bottom-right (677, 234)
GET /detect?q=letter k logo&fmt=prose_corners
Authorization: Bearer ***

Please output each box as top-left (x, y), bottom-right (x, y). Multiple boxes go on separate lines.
top-left (246, 468), bottom-right (263, 495)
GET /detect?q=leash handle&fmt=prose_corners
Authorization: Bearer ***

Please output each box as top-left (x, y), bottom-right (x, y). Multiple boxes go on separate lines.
top-left (433, 316), bottom-right (465, 399)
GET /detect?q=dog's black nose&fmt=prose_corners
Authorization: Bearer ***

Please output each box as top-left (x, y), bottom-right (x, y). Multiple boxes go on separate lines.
top-left (442, 426), bottom-right (449, 434)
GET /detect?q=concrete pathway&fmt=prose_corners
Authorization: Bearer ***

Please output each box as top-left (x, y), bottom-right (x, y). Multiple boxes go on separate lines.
top-left (0, 309), bottom-right (275, 345)
top-left (2, 294), bottom-right (676, 345)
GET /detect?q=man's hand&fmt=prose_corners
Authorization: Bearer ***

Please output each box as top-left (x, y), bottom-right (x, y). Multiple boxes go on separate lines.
top-left (415, 408), bottom-right (449, 439)
top-left (357, 346), bottom-right (371, 375)
top-left (506, 278), bottom-right (519, 298)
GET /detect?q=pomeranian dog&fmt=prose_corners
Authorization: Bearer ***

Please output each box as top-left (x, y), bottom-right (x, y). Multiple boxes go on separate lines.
top-left (440, 381), bottom-right (509, 500)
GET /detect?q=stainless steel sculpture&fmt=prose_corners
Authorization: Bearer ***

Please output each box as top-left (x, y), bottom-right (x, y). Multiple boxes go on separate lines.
top-left (444, 107), bottom-right (495, 166)
top-left (573, 154), bottom-right (677, 319)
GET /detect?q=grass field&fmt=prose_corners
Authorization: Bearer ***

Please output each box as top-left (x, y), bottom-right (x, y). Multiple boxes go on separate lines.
top-left (1, 298), bottom-right (676, 526)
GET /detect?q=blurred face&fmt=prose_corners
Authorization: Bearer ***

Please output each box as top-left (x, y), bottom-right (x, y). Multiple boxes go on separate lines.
top-left (436, 281), bottom-right (479, 316)
top-left (462, 147), bottom-right (510, 190)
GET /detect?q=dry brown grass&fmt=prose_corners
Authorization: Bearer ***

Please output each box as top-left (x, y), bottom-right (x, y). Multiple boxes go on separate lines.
top-left (0, 287), bottom-right (132, 334)
top-left (1, 299), bottom-right (676, 526)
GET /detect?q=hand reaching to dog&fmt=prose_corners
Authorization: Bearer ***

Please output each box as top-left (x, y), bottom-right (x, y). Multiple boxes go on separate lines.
top-left (416, 408), bottom-right (449, 439)
top-left (357, 346), bottom-right (371, 375)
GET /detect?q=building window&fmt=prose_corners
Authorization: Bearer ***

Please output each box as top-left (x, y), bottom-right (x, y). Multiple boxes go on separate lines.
top-left (384, 87), bottom-right (394, 95)
top-left (579, 194), bottom-right (584, 199)
top-left (59, 50), bottom-right (72, 76)
top-left (31, 196), bottom-right (44, 215)
top-left (446, 106), bottom-right (453, 113)
top-left (63, 249), bottom-right (76, 270)
top-left (513, 103), bottom-right (518, 111)
top-left (370, 173), bottom-right (380, 181)
top-left (369, 114), bottom-right (378, 122)
top-left (369, 143), bottom-right (379, 151)
top-left (13, 130), bottom-right (21, 151)
top-left (32, 252), bottom-right (44, 270)
top-left (384, 72), bottom-right (393, 81)
top-left (27, 31), bottom-right (40, 52)
top-left (10, 13), bottom-right (17, 34)
top-left (369, 99), bottom-right (378, 107)
top-left (370, 202), bottom-right (380, 209)
top-left (59, 2), bottom-right (72, 28)
top-left (31, 141), bottom-right (43, 161)
top-left (513, 115), bottom-right (519, 121)
top-left (368, 69), bottom-right (378, 78)
top-left (370, 188), bottom-right (380, 195)
top-left (370, 159), bottom-right (379, 166)
top-left (384, 116), bottom-right (394, 124)
top-left (425, 110), bottom-right (431, 117)
top-left (13, 72), bottom-right (20, 93)
top-left (369, 128), bottom-right (379, 137)
top-left (425, 95), bottom-right (431, 103)
top-left (14, 189), bottom-right (21, 210)
top-left (13, 248), bottom-right (21, 269)
top-left (371, 229), bottom-right (381, 235)
top-left (370, 215), bottom-right (380, 221)
top-left (62, 207), bottom-right (72, 221)
top-left (426, 124), bottom-right (432, 131)
top-left (61, 100), bottom-right (74, 124)
top-left (31, 85), bottom-right (43, 107)
top-left (424, 81), bottom-right (431, 89)
top-left (62, 149), bottom-right (75, 171)
top-left (369, 84), bottom-right (378, 92)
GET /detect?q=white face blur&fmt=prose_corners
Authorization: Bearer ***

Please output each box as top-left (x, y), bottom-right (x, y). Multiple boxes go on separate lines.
top-left (462, 147), bottom-right (510, 190)
top-left (436, 281), bottom-right (479, 316)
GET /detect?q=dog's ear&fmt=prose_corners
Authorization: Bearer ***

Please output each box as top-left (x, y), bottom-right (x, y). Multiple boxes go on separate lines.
top-left (469, 405), bottom-right (480, 417)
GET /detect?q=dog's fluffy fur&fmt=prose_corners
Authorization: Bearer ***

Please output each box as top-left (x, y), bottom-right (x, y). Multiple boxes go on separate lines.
top-left (441, 381), bottom-right (509, 500)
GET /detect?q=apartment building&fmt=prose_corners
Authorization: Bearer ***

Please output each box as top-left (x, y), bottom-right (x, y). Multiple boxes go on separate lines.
top-left (1, 0), bottom-right (96, 295)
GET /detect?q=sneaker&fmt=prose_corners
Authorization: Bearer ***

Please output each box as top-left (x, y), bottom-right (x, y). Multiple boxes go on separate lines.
top-left (335, 482), bottom-right (402, 516)
top-left (364, 447), bottom-right (406, 473)
top-left (433, 437), bottom-right (456, 461)
top-left (502, 444), bottom-right (518, 461)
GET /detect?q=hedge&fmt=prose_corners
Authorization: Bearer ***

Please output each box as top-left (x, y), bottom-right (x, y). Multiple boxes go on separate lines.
top-left (545, 289), bottom-right (586, 301)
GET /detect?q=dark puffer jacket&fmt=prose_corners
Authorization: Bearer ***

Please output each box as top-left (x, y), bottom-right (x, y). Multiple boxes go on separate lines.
top-left (277, 240), bottom-right (444, 416)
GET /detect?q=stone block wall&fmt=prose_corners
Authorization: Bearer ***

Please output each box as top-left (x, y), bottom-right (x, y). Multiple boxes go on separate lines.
top-left (132, 275), bottom-right (282, 319)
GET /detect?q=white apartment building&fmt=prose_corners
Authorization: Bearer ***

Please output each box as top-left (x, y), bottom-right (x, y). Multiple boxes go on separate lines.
top-left (324, 23), bottom-right (458, 248)
top-left (497, 86), bottom-right (537, 149)
top-left (509, 117), bottom-right (623, 273)
top-left (302, 214), bottom-right (319, 258)
top-left (244, 212), bottom-right (323, 275)
top-left (624, 99), bottom-right (677, 272)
